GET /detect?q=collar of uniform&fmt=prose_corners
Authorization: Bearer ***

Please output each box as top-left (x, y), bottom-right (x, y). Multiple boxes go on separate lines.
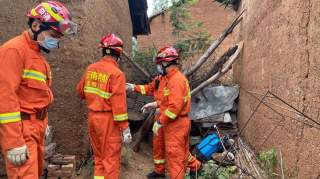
top-left (165, 67), bottom-right (179, 79)
top-left (23, 31), bottom-right (40, 52)
top-left (101, 56), bottom-right (119, 67)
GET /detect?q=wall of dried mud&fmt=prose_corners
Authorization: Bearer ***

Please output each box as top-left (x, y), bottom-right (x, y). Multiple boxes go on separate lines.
top-left (235, 0), bottom-right (320, 178)
top-left (0, 0), bottom-right (133, 161)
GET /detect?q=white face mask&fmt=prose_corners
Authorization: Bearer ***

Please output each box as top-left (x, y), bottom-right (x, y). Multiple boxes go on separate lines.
top-left (157, 64), bottom-right (165, 75)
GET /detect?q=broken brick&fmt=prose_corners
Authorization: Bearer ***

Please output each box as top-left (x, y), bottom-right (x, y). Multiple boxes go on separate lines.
top-left (61, 164), bottom-right (74, 172)
top-left (47, 164), bottom-right (60, 172)
top-left (63, 155), bottom-right (76, 164)
top-left (45, 143), bottom-right (57, 159)
top-left (46, 177), bottom-right (59, 179)
top-left (47, 169), bottom-right (63, 177)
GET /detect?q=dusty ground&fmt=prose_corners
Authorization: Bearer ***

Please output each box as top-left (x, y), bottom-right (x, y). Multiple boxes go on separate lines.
top-left (75, 143), bottom-right (154, 179)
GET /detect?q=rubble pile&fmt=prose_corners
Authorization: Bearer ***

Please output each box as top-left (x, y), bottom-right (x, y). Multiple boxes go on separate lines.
top-left (46, 154), bottom-right (76, 179)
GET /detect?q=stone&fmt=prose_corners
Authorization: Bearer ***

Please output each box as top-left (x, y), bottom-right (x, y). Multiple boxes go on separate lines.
top-left (45, 143), bottom-right (57, 159)
top-left (45, 126), bottom-right (54, 146)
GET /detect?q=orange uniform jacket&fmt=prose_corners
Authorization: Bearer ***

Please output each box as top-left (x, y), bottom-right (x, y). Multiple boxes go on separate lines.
top-left (0, 31), bottom-right (53, 150)
top-left (135, 67), bottom-right (191, 125)
top-left (76, 57), bottom-right (129, 130)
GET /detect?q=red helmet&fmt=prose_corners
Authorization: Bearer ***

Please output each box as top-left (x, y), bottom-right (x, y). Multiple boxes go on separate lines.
top-left (27, 1), bottom-right (77, 35)
top-left (100, 34), bottom-right (124, 55)
top-left (155, 46), bottom-right (179, 64)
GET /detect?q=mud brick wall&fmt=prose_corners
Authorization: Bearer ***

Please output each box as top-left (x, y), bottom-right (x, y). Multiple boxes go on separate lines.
top-left (234, 0), bottom-right (320, 178)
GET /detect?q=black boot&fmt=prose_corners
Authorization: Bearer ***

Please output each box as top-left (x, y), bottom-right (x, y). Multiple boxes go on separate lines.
top-left (189, 170), bottom-right (197, 179)
top-left (189, 165), bottom-right (203, 179)
top-left (146, 171), bottom-right (165, 179)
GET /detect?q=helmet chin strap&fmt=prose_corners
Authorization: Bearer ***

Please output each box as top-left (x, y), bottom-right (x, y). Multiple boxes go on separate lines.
top-left (160, 61), bottom-right (176, 76)
top-left (39, 45), bottom-right (50, 53)
top-left (29, 22), bottom-right (51, 53)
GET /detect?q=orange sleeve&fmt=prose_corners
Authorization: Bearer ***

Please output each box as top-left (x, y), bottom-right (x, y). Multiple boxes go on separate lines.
top-left (110, 72), bottom-right (129, 130)
top-left (134, 78), bottom-right (156, 96)
top-left (76, 70), bottom-right (87, 99)
top-left (159, 77), bottom-right (186, 125)
top-left (0, 48), bottom-right (25, 150)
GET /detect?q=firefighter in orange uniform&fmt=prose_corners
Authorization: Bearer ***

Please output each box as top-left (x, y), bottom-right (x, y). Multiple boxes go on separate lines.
top-left (76, 34), bottom-right (132, 179)
top-left (0, 1), bottom-right (77, 179)
top-left (127, 47), bottom-right (200, 179)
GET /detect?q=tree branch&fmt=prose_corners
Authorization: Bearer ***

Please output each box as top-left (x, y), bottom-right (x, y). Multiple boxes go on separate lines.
top-left (183, 9), bottom-right (246, 77)
top-left (191, 41), bottom-right (243, 96)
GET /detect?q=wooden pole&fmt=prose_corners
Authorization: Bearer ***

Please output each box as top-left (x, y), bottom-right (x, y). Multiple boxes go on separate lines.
top-left (191, 41), bottom-right (243, 96)
top-left (131, 109), bottom-right (156, 152)
top-left (184, 9), bottom-right (246, 77)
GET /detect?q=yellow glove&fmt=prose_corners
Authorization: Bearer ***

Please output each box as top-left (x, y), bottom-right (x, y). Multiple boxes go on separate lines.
top-left (152, 121), bottom-right (162, 135)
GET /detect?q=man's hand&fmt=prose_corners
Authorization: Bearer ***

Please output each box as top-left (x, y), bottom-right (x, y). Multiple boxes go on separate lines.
top-left (141, 102), bottom-right (158, 114)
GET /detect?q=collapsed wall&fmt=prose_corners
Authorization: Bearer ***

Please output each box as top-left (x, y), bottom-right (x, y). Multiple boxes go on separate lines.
top-left (0, 0), bottom-right (133, 161)
top-left (235, 0), bottom-right (320, 178)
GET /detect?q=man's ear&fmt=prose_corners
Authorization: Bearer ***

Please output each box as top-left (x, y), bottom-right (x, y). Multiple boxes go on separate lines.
top-left (31, 20), bottom-right (41, 32)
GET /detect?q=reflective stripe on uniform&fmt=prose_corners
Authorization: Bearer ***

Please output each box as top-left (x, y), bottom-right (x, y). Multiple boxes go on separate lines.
top-left (188, 153), bottom-right (193, 162)
top-left (114, 113), bottom-right (128, 121)
top-left (154, 159), bottom-right (166, 164)
top-left (164, 109), bottom-right (177, 120)
top-left (139, 85), bottom-right (146, 95)
top-left (94, 176), bottom-right (104, 179)
top-left (84, 86), bottom-right (112, 99)
top-left (0, 112), bottom-right (21, 124)
top-left (22, 70), bottom-right (47, 82)
top-left (184, 81), bottom-right (191, 102)
top-left (163, 88), bottom-right (170, 96)
top-left (184, 91), bottom-right (191, 102)
top-left (42, 2), bottom-right (64, 22)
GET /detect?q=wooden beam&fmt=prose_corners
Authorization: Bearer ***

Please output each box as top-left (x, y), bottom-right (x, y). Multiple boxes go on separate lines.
top-left (191, 41), bottom-right (243, 96)
top-left (183, 9), bottom-right (246, 77)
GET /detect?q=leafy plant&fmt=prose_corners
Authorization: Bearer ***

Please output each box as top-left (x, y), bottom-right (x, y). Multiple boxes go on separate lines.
top-left (257, 148), bottom-right (278, 178)
top-left (134, 47), bottom-right (158, 76)
top-left (215, 0), bottom-right (241, 11)
top-left (190, 160), bottom-right (237, 179)
top-left (134, 0), bottom-right (211, 70)
top-left (169, 0), bottom-right (211, 61)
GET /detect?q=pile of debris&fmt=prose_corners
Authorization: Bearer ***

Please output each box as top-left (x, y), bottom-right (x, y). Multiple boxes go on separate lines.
top-left (45, 126), bottom-right (57, 165)
top-left (44, 126), bottom-right (77, 179)
top-left (186, 85), bottom-right (240, 178)
top-left (190, 85), bottom-right (239, 138)
top-left (46, 154), bottom-right (77, 179)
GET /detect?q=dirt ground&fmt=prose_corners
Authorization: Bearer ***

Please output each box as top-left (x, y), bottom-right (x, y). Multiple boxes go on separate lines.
top-left (75, 143), bottom-right (154, 179)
